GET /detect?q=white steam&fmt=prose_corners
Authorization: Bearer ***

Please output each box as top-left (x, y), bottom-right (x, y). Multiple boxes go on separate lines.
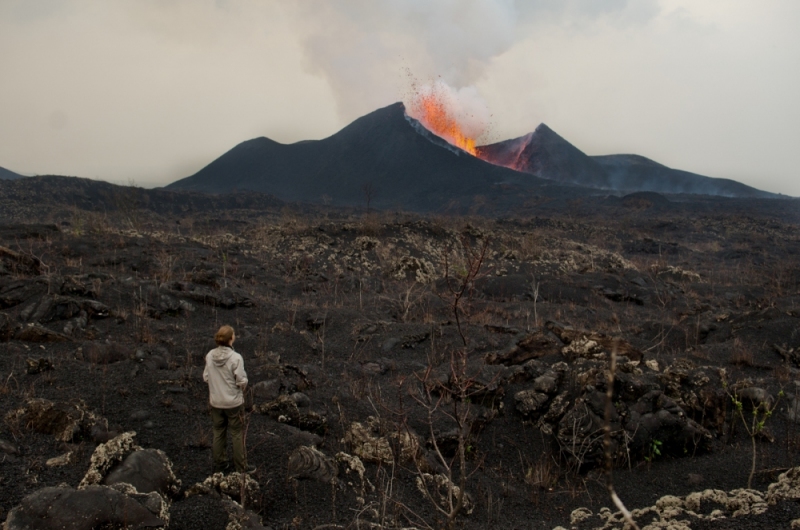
top-left (283, 0), bottom-right (517, 121)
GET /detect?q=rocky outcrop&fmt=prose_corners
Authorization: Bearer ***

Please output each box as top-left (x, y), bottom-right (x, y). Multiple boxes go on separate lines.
top-left (76, 432), bottom-right (179, 524)
top-left (4, 485), bottom-right (166, 530)
top-left (557, 465), bottom-right (800, 529)
top-left (6, 398), bottom-right (107, 442)
top-left (344, 417), bottom-right (421, 466)
top-left (254, 394), bottom-right (327, 435)
top-left (287, 445), bottom-right (338, 484)
top-left (186, 471), bottom-right (261, 508)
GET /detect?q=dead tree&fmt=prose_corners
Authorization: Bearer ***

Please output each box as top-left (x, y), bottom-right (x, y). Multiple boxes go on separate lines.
top-left (603, 345), bottom-right (640, 530)
top-left (407, 359), bottom-right (480, 529)
top-left (441, 234), bottom-right (491, 347)
top-left (402, 234), bottom-right (492, 529)
top-left (362, 182), bottom-right (376, 213)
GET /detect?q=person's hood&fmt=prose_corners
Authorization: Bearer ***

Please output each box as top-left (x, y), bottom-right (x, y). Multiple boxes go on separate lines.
top-left (211, 346), bottom-right (234, 366)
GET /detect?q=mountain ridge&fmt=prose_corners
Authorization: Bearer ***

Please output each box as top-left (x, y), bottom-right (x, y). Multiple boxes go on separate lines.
top-left (477, 127), bottom-right (776, 199)
top-left (476, 124), bottom-right (613, 189)
top-left (590, 154), bottom-right (775, 197)
top-left (0, 166), bottom-right (23, 180)
top-left (166, 102), bottom-right (589, 212)
top-left (167, 102), bottom-right (780, 205)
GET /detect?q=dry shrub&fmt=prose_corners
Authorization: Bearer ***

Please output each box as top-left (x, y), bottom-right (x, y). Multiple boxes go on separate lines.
top-left (153, 249), bottom-right (177, 283)
top-left (279, 205), bottom-right (309, 234)
top-left (525, 454), bottom-right (558, 490)
top-left (519, 231), bottom-right (543, 261)
top-left (731, 339), bottom-right (754, 367)
top-left (731, 350), bottom-right (753, 368)
top-left (0, 372), bottom-right (18, 396)
top-left (64, 257), bottom-right (83, 269)
top-left (774, 364), bottom-right (792, 384)
top-left (359, 212), bottom-right (382, 236)
top-left (185, 423), bottom-right (211, 448)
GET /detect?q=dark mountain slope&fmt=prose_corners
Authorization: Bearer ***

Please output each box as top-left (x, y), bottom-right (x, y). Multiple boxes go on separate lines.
top-left (592, 154), bottom-right (776, 198)
top-left (0, 166), bottom-right (23, 180)
top-left (166, 103), bottom-right (588, 212)
top-left (476, 124), bottom-right (612, 189)
top-left (477, 126), bottom-right (777, 198)
top-left (0, 175), bottom-right (284, 221)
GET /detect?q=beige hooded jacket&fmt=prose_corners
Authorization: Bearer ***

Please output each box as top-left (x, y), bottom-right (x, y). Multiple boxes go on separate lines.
top-left (203, 346), bottom-right (248, 409)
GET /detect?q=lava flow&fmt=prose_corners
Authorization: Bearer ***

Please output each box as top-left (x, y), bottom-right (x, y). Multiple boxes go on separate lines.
top-left (407, 83), bottom-right (479, 156)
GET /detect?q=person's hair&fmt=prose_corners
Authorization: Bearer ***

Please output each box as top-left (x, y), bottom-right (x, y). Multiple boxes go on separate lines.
top-left (215, 325), bottom-right (235, 346)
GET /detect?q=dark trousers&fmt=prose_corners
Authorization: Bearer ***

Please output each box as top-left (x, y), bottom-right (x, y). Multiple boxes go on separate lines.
top-left (210, 404), bottom-right (246, 472)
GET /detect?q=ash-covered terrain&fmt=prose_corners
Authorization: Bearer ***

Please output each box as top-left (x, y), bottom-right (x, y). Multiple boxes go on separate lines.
top-left (1, 177), bottom-right (799, 529)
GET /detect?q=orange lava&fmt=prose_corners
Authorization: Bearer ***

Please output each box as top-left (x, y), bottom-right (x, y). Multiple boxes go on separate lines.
top-left (409, 91), bottom-right (477, 155)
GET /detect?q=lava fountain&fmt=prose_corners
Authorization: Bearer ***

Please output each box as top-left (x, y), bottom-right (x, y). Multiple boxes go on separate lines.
top-left (405, 81), bottom-right (489, 156)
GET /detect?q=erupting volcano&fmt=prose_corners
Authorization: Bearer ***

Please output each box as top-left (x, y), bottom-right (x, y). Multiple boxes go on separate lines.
top-left (165, 102), bottom-right (564, 211)
top-left (405, 81), bottom-right (487, 156)
top-left (167, 92), bottom-right (778, 205)
top-left (408, 93), bottom-right (476, 155)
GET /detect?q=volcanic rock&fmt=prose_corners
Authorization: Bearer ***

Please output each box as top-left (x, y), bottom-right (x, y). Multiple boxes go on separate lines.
top-left (0, 246), bottom-right (41, 275)
top-left (415, 473), bottom-right (474, 515)
top-left (254, 394), bottom-right (327, 434)
top-left (736, 386), bottom-right (773, 406)
top-left (344, 420), bottom-right (394, 464)
top-left (515, 389), bottom-right (550, 416)
top-left (166, 281), bottom-right (254, 309)
top-left (251, 379), bottom-right (282, 400)
top-left (503, 330), bottom-right (563, 363)
top-left (7, 398), bottom-right (106, 442)
top-left (80, 432), bottom-right (142, 487)
top-left (25, 357), bottom-right (54, 374)
top-left (19, 294), bottom-right (82, 323)
top-left (4, 485), bottom-right (166, 530)
top-left (0, 311), bottom-right (14, 340)
top-left (0, 279), bottom-right (46, 308)
top-left (45, 451), bottom-right (73, 467)
top-left (287, 445), bottom-right (338, 484)
top-left (0, 438), bottom-right (19, 455)
top-left (343, 417), bottom-right (421, 466)
top-left (14, 323), bottom-right (70, 342)
top-left (82, 341), bottom-right (132, 364)
top-left (220, 498), bottom-right (272, 530)
top-left (102, 449), bottom-right (182, 497)
top-left (566, 466), bottom-right (800, 529)
top-left (546, 320), bottom-right (643, 362)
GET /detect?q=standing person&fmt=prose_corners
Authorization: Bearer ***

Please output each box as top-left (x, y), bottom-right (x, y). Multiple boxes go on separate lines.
top-left (203, 325), bottom-right (254, 474)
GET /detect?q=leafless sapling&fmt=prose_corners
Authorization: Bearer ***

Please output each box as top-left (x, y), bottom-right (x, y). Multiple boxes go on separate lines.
top-left (402, 234), bottom-right (492, 529)
top-left (441, 234), bottom-right (491, 347)
top-left (602, 345), bottom-right (640, 530)
top-left (362, 182), bottom-right (376, 213)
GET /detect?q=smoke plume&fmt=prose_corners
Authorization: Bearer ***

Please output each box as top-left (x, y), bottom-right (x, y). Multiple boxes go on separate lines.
top-left (284, 0), bottom-right (517, 121)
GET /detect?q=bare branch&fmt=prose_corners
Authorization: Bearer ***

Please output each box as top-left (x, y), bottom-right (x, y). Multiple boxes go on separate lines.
top-left (603, 345), bottom-right (640, 530)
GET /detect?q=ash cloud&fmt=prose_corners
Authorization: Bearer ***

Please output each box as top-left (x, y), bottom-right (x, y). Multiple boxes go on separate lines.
top-left (284, 0), bottom-right (658, 122)
top-left (284, 0), bottom-right (515, 120)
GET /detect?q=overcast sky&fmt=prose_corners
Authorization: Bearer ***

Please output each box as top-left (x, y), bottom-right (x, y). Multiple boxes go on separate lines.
top-left (1, 0), bottom-right (798, 196)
